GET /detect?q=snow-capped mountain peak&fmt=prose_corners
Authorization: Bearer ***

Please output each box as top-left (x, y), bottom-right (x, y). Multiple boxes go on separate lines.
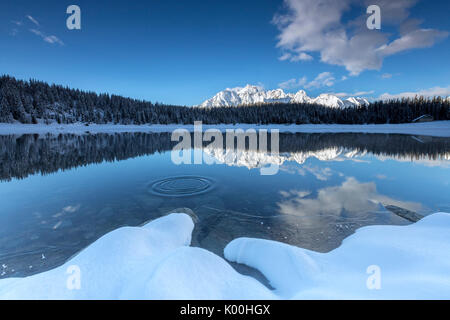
top-left (198, 85), bottom-right (370, 108)
top-left (344, 97), bottom-right (370, 108)
top-left (312, 94), bottom-right (344, 108)
top-left (238, 84), bottom-right (264, 94)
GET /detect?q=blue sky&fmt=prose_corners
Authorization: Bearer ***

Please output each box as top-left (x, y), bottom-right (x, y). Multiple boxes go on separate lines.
top-left (1, 0), bottom-right (449, 105)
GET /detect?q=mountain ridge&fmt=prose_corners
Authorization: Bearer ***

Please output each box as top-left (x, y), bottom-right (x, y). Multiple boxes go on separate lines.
top-left (198, 84), bottom-right (370, 108)
top-left (198, 84), bottom-right (369, 108)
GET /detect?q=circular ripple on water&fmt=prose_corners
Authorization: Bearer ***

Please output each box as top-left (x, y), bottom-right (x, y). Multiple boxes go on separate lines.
top-left (149, 176), bottom-right (214, 197)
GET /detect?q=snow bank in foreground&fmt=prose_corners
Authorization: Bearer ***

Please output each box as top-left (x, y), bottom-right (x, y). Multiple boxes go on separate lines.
top-left (225, 212), bottom-right (450, 299)
top-left (1, 213), bottom-right (449, 299)
top-left (0, 214), bottom-right (274, 300)
top-left (0, 121), bottom-right (449, 137)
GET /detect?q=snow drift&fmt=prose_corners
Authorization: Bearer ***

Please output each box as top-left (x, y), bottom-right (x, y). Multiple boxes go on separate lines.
top-left (0, 212), bottom-right (449, 299)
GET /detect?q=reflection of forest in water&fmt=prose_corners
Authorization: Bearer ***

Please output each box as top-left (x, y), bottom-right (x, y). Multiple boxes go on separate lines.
top-left (0, 132), bottom-right (449, 181)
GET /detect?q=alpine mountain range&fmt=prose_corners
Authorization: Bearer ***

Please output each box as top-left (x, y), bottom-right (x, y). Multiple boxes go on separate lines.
top-left (199, 84), bottom-right (370, 108)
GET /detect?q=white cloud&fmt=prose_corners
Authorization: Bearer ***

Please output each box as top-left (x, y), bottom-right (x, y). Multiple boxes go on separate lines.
top-left (333, 90), bottom-right (374, 98)
top-left (381, 73), bottom-right (392, 79)
top-left (279, 71), bottom-right (344, 90)
top-left (9, 20), bottom-right (23, 36)
top-left (44, 35), bottom-right (64, 45)
top-left (304, 72), bottom-right (335, 89)
top-left (29, 28), bottom-right (44, 37)
top-left (273, 0), bottom-right (448, 75)
top-left (26, 15), bottom-right (40, 26)
top-left (29, 28), bottom-right (64, 46)
top-left (278, 53), bottom-right (292, 61)
top-left (295, 52), bottom-right (313, 61)
top-left (278, 77), bottom-right (307, 89)
top-left (378, 86), bottom-right (450, 100)
top-left (279, 74), bottom-right (376, 98)
top-left (378, 28), bottom-right (448, 56)
top-left (20, 15), bottom-right (64, 46)
top-left (279, 72), bottom-right (336, 90)
top-left (280, 52), bottom-right (313, 62)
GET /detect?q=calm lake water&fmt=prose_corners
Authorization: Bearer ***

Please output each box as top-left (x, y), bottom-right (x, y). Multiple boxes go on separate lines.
top-left (0, 132), bottom-right (449, 279)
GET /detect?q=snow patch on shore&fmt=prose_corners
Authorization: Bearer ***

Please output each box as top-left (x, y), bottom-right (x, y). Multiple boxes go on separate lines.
top-left (1, 212), bottom-right (449, 299)
top-left (0, 121), bottom-right (449, 137)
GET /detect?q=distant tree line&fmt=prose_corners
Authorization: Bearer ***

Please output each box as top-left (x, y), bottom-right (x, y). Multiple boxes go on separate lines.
top-left (1, 75), bottom-right (449, 125)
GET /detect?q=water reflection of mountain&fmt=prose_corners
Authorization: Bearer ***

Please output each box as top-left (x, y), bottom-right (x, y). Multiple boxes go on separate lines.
top-left (0, 132), bottom-right (449, 181)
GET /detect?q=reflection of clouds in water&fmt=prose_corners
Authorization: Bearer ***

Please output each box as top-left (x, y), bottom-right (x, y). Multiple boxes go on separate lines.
top-left (279, 190), bottom-right (311, 198)
top-left (52, 204), bottom-right (80, 218)
top-left (52, 204), bottom-right (80, 229)
top-left (277, 177), bottom-right (422, 218)
top-left (62, 205), bottom-right (80, 213)
top-left (280, 164), bottom-right (336, 181)
top-left (305, 166), bottom-right (333, 181)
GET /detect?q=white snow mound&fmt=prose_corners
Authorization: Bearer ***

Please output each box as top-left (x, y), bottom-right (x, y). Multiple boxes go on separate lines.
top-left (0, 213), bottom-right (274, 300)
top-left (1, 212), bottom-right (450, 299)
top-left (225, 212), bottom-right (450, 299)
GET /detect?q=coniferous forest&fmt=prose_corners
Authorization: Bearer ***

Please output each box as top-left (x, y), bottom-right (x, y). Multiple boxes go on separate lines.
top-left (1, 75), bottom-right (449, 125)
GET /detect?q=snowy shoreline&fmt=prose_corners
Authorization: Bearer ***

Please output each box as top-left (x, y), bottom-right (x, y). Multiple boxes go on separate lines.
top-left (0, 212), bottom-right (449, 299)
top-left (0, 121), bottom-right (449, 137)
